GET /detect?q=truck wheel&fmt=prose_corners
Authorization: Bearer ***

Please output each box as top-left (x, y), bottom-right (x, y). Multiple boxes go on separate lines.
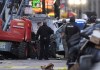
top-left (10, 43), bottom-right (19, 59)
top-left (18, 42), bottom-right (28, 59)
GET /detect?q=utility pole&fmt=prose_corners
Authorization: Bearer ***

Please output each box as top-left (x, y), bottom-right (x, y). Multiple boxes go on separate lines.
top-left (54, 0), bottom-right (60, 19)
top-left (42, 0), bottom-right (46, 14)
top-left (78, 0), bottom-right (82, 18)
top-left (65, 0), bottom-right (67, 12)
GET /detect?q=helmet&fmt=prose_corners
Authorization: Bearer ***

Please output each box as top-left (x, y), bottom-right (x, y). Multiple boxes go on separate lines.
top-left (69, 17), bottom-right (75, 23)
top-left (88, 16), bottom-right (97, 23)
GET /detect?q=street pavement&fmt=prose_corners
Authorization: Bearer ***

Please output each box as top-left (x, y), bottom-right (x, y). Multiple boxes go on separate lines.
top-left (0, 59), bottom-right (67, 70)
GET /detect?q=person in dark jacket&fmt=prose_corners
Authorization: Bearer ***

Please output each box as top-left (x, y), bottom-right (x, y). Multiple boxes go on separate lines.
top-left (65, 17), bottom-right (80, 69)
top-left (36, 22), bottom-right (54, 60)
top-left (65, 17), bottom-right (80, 49)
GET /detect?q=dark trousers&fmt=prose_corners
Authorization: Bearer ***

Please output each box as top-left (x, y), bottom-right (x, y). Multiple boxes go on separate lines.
top-left (39, 38), bottom-right (50, 59)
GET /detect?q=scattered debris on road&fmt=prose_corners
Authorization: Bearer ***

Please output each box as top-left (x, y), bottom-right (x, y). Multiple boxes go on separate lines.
top-left (41, 63), bottom-right (54, 70)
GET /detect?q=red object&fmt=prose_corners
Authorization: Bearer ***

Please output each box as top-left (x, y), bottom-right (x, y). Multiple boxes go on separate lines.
top-left (60, 4), bottom-right (64, 8)
top-left (45, 0), bottom-right (55, 5)
top-left (22, 18), bottom-right (32, 42)
top-left (0, 18), bottom-right (32, 42)
top-left (0, 18), bottom-right (3, 30)
top-left (68, 12), bottom-right (75, 17)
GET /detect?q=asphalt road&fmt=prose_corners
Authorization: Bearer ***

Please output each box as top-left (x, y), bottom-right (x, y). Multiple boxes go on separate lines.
top-left (0, 59), bottom-right (67, 70)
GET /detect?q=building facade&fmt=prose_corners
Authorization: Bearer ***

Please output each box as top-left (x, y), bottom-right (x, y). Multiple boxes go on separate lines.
top-left (62, 0), bottom-right (100, 18)
top-left (87, 0), bottom-right (100, 18)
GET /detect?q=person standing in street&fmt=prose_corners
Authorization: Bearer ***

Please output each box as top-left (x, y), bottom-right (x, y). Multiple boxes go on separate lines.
top-left (65, 17), bottom-right (80, 49)
top-left (36, 22), bottom-right (54, 60)
top-left (65, 17), bottom-right (80, 69)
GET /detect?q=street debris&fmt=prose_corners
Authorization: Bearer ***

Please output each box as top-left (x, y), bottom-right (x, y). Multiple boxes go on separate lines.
top-left (41, 63), bottom-right (54, 70)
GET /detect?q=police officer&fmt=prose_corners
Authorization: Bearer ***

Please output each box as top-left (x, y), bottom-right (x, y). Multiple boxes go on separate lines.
top-left (36, 22), bottom-right (54, 60)
top-left (65, 17), bottom-right (80, 48)
top-left (65, 17), bottom-right (80, 69)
